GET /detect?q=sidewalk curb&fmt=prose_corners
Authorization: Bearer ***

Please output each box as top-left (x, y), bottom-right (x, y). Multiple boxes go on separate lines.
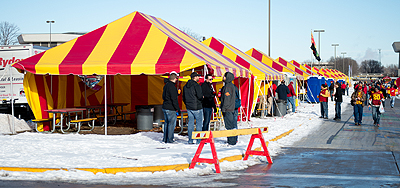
top-left (0, 126), bottom-right (300, 174)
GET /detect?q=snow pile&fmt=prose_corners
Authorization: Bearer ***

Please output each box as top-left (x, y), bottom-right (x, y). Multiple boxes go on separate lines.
top-left (0, 114), bottom-right (32, 134)
top-left (0, 95), bottom-right (351, 186)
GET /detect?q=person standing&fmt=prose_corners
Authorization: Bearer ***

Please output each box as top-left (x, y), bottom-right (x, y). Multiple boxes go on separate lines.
top-left (389, 85), bottom-right (398, 108)
top-left (183, 72), bottom-right (203, 144)
top-left (220, 72), bottom-right (239, 145)
top-left (351, 86), bottom-right (366, 126)
top-left (318, 84), bottom-right (330, 119)
top-left (346, 83), bottom-right (349, 96)
top-left (267, 81), bottom-right (276, 116)
top-left (162, 72), bottom-right (180, 143)
top-left (201, 74), bottom-right (216, 131)
top-left (333, 82), bottom-right (343, 120)
top-left (276, 80), bottom-right (289, 102)
top-left (287, 81), bottom-right (297, 113)
top-left (369, 87), bottom-right (384, 127)
top-left (276, 80), bottom-right (289, 115)
top-left (329, 81), bottom-right (334, 101)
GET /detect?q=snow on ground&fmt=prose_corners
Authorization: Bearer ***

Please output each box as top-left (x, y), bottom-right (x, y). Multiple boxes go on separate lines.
top-left (0, 94), bottom-right (352, 186)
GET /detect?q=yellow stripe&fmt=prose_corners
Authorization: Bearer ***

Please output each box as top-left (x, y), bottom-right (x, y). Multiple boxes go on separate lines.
top-left (192, 127), bottom-right (268, 139)
top-left (179, 51), bottom-right (205, 72)
top-left (131, 25), bottom-right (168, 75)
top-left (82, 12), bottom-right (136, 75)
top-left (35, 38), bottom-right (77, 75)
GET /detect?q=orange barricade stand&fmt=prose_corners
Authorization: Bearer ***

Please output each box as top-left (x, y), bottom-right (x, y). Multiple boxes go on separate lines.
top-left (189, 127), bottom-right (272, 173)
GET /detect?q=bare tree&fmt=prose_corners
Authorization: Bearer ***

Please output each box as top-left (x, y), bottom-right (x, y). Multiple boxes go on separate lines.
top-left (359, 60), bottom-right (384, 73)
top-left (0, 21), bottom-right (20, 45)
top-left (384, 64), bottom-right (398, 77)
top-left (179, 27), bottom-right (204, 41)
top-left (327, 56), bottom-right (359, 76)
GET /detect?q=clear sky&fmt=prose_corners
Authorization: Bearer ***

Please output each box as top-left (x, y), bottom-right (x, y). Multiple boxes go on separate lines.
top-left (3, 0), bottom-right (400, 66)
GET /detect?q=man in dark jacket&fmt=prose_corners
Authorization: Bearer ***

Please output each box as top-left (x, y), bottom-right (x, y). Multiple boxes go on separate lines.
top-left (329, 81), bottom-right (334, 101)
top-left (162, 72), bottom-right (180, 143)
top-left (276, 80), bottom-right (289, 102)
top-left (333, 82), bottom-right (343, 120)
top-left (183, 72), bottom-right (203, 144)
top-left (220, 72), bottom-right (239, 145)
top-left (201, 74), bottom-right (216, 131)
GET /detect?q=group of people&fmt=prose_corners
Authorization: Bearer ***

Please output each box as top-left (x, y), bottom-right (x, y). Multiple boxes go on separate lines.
top-left (162, 71), bottom-right (240, 146)
top-left (258, 80), bottom-right (297, 117)
top-left (351, 80), bottom-right (398, 127)
top-left (318, 81), bottom-right (345, 120)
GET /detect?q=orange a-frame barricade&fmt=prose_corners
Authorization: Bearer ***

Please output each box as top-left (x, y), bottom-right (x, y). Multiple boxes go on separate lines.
top-left (189, 127), bottom-right (272, 173)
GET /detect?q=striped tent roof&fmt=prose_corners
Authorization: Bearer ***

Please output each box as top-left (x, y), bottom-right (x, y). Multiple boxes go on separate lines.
top-left (303, 64), bottom-right (316, 75)
top-left (275, 57), bottom-right (306, 80)
top-left (245, 48), bottom-right (299, 78)
top-left (12, 11), bottom-right (249, 77)
top-left (202, 38), bottom-right (283, 80)
top-left (290, 60), bottom-right (313, 76)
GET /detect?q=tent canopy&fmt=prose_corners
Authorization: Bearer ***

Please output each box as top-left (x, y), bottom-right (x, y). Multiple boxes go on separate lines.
top-left (202, 37), bottom-right (283, 81)
top-left (13, 11), bottom-right (249, 78)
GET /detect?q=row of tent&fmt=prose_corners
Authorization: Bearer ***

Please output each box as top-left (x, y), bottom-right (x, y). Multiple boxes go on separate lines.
top-left (12, 11), bottom-right (349, 132)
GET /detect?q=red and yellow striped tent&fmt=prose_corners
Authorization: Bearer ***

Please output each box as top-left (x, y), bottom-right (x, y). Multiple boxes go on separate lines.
top-left (276, 57), bottom-right (307, 80)
top-left (246, 48), bottom-right (296, 77)
top-left (202, 37), bottom-right (284, 120)
top-left (290, 60), bottom-right (313, 77)
top-left (13, 11), bottom-right (251, 131)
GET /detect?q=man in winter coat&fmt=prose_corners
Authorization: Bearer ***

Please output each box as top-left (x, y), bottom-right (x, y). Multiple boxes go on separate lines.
top-left (329, 81), bottom-right (334, 101)
top-left (201, 74), bottom-right (216, 131)
top-left (333, 82), bottom-right (343, 120)
top-left (162, 72), bottom-right (180, 143)
top-left (318, 84), bottom-right (330, 119)
top-left (351, 86), bottom-right (366, 126)
top-left (287, 81), bottom-right (297, 113)
top-left (220, 72), bottom-right (239, 145)
top-left (183, 72), bottom-right (203, 144)
top-left (368, 87), bottom-right (384, 127)
top-left (276, 80), bottom-right (289, 102)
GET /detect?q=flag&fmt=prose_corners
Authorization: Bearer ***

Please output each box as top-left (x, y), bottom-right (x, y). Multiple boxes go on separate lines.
top-left (310, 32), bottom-right (321, 61)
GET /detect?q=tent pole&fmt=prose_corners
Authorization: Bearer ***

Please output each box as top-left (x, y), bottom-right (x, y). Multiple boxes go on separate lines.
top-left (104, 75), bottom-right (107, 135)
top-left (9, 64), bottom-right (15, 134)
top-left (238, 77), bottom-right (242, 123)
top-left (84, 76), bottom-right (87, 107)
top-left (246, 76), bottom-right (251, 122)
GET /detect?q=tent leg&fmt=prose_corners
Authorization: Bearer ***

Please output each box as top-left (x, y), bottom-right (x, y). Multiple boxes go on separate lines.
top-left (105, 75), bottom-right (107, 136)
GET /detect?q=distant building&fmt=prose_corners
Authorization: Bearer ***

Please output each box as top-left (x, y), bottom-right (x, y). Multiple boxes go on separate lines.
top-left (17, 32), bottom-right (85, 47)
top-left (304, 62), bottom-right (335, 69)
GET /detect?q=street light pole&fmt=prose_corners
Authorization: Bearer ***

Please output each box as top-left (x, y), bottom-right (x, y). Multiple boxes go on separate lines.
top-left (332, 44), bottom-right (339, 69)
top-left (341, 52), bottom-right (347, 73)
top-left (313, 30), bottom-right (325, 67)
top-left (46, 20), bottom-right (55, 47)
top-left (268, 0), bottom-right (271, 56)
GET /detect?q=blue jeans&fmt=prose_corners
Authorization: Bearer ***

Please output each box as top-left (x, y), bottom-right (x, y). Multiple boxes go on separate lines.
top-left (335, 102), bottom-right (342, 119)
top-left (223, 111), bottom-right (238, 145)
top-left (202, 108), bottom-right (213, 131)
top-left (287, 96), bottom-right (295, 112)
top-left (371, 106), bottom-right (381, 125)
top-left (354, 104), bottom-right (363, 124)
top-left (390, 96), bottom-right (396, 107)
top-left (162, 109), bottom-right (177, 143)
top-left (187, 109), bottom-right (203, 144)
top-left (320, 102), bottom-right (328, 118)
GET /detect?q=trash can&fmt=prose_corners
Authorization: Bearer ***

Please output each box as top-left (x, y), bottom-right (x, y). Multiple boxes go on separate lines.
top-left (274, 99), bottom-right (287, 117)
top-left (135, 105), bottom-right (154, 130)
top-left (153, 105), bottom-right (164, 126)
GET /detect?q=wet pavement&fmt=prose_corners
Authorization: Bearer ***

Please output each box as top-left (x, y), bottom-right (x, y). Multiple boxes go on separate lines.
top-left (217, 99), bottom-right (400, 187)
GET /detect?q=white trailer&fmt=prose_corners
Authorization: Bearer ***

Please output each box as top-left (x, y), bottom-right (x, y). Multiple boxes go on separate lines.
top-left (0, 44), bottom-right (48, 120)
